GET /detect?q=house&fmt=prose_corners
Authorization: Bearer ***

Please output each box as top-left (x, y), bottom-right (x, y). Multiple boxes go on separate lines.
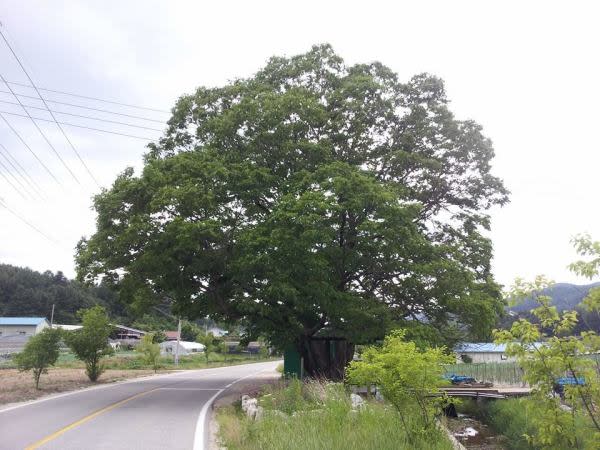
top-left (454, 343), bottom-right (514, 363)
top-left (159, 340), bottom-right (205, 356)
top-left (455, 342), bottom-right (546, 363)
top-left (111, 324), bottom-right (146, 340)
top-left (164, 331), bottom-right (180, 341)
top-left (0, 317), bottom-right (49, 338)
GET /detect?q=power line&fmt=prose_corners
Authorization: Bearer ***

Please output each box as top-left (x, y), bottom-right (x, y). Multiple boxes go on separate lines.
top-left (0, 112), bottom-right (61, 184)
top-left (0, 198), bottom-right (58, 244)
top-left (0, 98), bottom-right (164, 131)
top-left (0, 141), bottom-right (44, 196)
top-left (0, 160), bottom-right (28, 200)
top-left (0, 89), bottom-right (166, 123)
top-left (0, 73), bottom-right (81, 185)
top-left (0, 29), bottom-right (99, 187)
top-left (0, 150), bottom-right (37, 199)
top-left (5, 80), bottom-right (171, 114)
top-left (0, 109), bottom-right (155, 140)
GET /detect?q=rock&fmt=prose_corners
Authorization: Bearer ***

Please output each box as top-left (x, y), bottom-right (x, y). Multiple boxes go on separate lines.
top-left (241, 396), bottom-right (258, 413)
top-left (246, 403), bottom-right (258, 419)
top-left (375, 389), bottom-right (384, 401)
top-left (350, 393), bottom-right (365, 410)
top-left (254, 405), bottom-right (264, 420)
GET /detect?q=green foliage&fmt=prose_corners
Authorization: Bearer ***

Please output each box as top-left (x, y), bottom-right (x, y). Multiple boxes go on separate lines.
top-left (346, 330), bottom-right (453, 432)
top-left (0, 264), bottom-right (125, 323)
top-left (180, 321), bottom-right (202, 341)
top-left (136, 333), bottom-right (161, 372)
top-left (14, 328), bottom-right (62, 389)
top-left (64, 306), bottom-right (114, 382)
top-left (218, 380), bottom-right (454, 450)
top-left (494, 237), bottom-right (600, 449)
top-left (196, 332), bottom-right (219, 363)
top-left (77, 44), bottom-right (508, 362)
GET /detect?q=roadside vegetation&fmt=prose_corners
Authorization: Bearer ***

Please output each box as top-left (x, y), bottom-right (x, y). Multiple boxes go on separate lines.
top-left (217, 380), bottom-right (454, 450)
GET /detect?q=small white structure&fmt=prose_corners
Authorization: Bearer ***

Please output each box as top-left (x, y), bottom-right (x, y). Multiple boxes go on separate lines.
top-left (159, 340), bottom-right (205, 356)
top-left (52, 324), bottom-right (83, 331)
top-left (0, 317), bottom-right (49, 337)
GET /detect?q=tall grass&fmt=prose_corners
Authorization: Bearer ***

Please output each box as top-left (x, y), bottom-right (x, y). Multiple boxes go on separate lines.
top-left (218, 380), bottom-right (454, 450)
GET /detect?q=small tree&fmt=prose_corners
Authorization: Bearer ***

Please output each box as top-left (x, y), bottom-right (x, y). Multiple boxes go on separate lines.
top-left (14, 328), bottom-right (62, 389)
top-left (197, 332), bottom-right (216, 364)
top-left (218, 341), bottom-right (229, 362)
top-left (346, 330), bottom-right (453, 431)
top-left (65, 306), bottom-right (114, 382)
top-left (137, 333), bottom-right (161, 372)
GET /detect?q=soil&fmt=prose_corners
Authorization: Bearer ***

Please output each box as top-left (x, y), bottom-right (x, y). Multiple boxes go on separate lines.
top-left (0, 368), bottom-right (156, 406)
top-left (447, 415), bottom-right (507, 450)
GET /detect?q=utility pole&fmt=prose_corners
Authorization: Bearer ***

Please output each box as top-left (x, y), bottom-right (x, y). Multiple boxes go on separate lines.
top-left (50, 304), bottom-right (55, 327)
top-left (174, 317), bottom-right (181, 366)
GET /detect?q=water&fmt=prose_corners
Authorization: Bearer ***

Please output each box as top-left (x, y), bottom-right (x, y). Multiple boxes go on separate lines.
top-left (447, 414), bottom-right (507, 450)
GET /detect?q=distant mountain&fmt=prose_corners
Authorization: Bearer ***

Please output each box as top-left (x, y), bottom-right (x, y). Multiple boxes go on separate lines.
top-left (508, 282), bottom-right (600, 313)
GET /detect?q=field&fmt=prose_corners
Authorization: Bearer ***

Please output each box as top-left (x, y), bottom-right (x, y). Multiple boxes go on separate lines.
top-left (0, 368), bottom-right (155, 405)
top-left (0, 351), bottom-right (279, 406)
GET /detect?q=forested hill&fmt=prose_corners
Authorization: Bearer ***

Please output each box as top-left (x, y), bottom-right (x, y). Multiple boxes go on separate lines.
top-left (0, 264), bottom-right (127, 324)
top-left (508, 282), bottom-right (600, 313)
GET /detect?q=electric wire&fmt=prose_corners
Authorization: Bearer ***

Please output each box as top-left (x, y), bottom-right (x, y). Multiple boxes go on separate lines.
top-left (0, 89), bottom-right (166, 123)
top-left (5, 80), bottom-right (171, 114)
top-left (0, 142), bottom-right (44, 196)
top-left (0, 73), bottom-right (81, 184)
top-left (0, 198), bottom-right (58, 244)
top-left (0, 160), bottom-right (28, 200)
top-left (0, 150), bottom-right (36, 199)
top-left (0, 98), bottom-right (164, 131)
top-left (0, 112), bottom-right (61, 184)
top-left (0, 29), bottom-right (99, 187)
top-left (0, 109), bottom-right (155, 140)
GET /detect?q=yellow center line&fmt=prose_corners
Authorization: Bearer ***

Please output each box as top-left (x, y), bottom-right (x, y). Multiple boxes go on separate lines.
top-left (24, 388), bottom-right (160, 450)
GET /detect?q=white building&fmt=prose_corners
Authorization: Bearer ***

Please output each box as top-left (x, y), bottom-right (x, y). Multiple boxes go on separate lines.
top-left (0, 317), bottom-right (49, 337)
top-left (454, 343), bottom-right (515, 363)
top-left (159, 340), bottom-right (205, 356)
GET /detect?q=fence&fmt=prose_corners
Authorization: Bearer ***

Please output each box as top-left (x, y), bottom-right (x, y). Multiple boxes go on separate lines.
top-left (444, 362), bottom-right (525, 386)
top-left (445, 355), bottom-right (600, 386)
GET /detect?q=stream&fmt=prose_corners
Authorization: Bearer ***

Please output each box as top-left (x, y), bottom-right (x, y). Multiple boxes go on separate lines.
top-left (446, 413), bottom-right (507, 450)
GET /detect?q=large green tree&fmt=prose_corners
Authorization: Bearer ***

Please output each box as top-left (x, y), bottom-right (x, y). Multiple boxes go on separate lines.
top-left (77, 45), bottom-right (508, 376)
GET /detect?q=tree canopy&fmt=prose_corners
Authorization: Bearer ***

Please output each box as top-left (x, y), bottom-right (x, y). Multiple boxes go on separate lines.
top-left (77, 45), bottom-right (508, 356)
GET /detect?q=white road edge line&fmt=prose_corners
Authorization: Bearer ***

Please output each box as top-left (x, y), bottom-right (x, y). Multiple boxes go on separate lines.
top-left (193, 365), bottom-right (275, 450)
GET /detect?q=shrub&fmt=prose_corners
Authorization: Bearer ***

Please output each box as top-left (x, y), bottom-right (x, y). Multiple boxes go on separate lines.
top-left (64, 306), bottom-right (114, 381)
top-left (346, 330), bottom-right (453, 431)
top-left (136, 333), bottom-right (161, 372)
top-left (14, 328), bottom-right (62, 389)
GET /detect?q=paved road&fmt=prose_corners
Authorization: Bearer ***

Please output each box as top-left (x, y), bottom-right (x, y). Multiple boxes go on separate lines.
top-left (0, 360), bottom-right (280, 450)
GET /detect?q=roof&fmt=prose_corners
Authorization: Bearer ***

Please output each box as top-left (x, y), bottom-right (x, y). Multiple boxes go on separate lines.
top-left (455, 343), bottom-right (508, 353)
top-left (52, 324), bottom-right (82, 331)
top-left (112, 324), bottom-right (146, 334)
top-left (160, 340), bottom-right (205, 350)
top-left (455, 342), bottom-right (545, 353)
top-left (0, 317), bottom-right (48, 326)
top-left (165, 331), bottom-right (180, 340)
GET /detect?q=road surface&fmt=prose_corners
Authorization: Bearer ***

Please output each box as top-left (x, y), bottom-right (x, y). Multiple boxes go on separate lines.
top-left (0, 360), bottom-right (280, 450)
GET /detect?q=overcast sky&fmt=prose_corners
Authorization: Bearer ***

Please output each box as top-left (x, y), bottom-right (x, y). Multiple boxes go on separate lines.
top-left (0, 1), bottom-right (598, 288)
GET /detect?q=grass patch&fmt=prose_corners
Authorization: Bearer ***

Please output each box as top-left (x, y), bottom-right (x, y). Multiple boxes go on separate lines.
top-left (49, 351), bottom-right (278, 371)
top-left (217, 380), bottom-right (454, 450)
top-left (458, 398), bottom-right (598, 450)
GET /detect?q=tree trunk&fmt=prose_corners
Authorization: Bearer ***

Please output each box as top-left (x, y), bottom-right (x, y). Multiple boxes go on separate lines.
top-left (297, 337), bottom-right (354, 381)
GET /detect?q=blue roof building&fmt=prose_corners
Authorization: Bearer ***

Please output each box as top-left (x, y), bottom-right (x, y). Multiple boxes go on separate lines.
top-left (0, 317), bottom-right (50, 338)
